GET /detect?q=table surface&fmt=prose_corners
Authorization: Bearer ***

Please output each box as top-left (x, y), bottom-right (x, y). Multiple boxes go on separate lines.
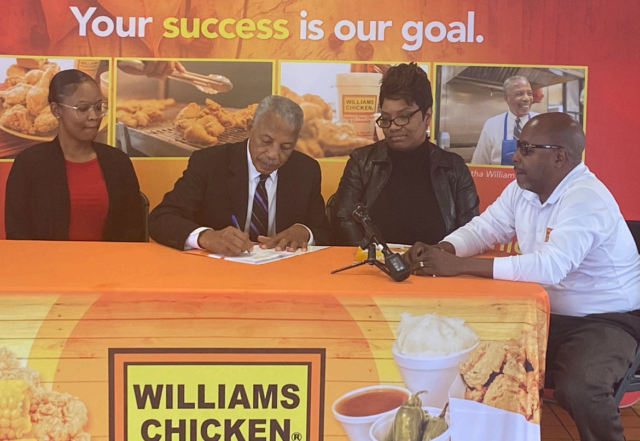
top-left (0, 241), bottom-right (549, 440)
top-left (0, 240), bottom-right (547, 300)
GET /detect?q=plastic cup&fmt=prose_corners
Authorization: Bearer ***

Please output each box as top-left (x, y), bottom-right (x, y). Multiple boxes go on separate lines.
top-left (392, 342), bottom-right (479, 408)
top-left (332, 384), bottom-right (411, 441)
top-left (369, 406), bottom-right (451, 441)
top-left (335, 73), bottom-right (382, 138)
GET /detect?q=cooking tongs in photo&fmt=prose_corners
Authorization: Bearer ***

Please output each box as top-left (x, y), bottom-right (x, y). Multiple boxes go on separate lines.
top-left (118, 60), bottom-right (233, 94)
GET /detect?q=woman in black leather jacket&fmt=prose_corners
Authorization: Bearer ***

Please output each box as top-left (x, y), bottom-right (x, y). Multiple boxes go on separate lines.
top-left (331, 63), bottom-right (479, 246)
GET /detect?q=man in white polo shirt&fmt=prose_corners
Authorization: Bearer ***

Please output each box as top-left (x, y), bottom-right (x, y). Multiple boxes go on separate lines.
top-left (471, 76), bottom-right (539, 165)
top-left (405, 113), bottom-right (640, 441)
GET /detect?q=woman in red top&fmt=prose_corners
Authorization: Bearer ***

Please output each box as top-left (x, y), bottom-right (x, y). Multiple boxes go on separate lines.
top-left (5, 70), bottom-right (144, 241)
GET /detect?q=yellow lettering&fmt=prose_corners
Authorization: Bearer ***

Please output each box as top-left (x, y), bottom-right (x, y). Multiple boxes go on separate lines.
top-left (163, 17), bottom-right (179, 38)
top-left (219, 18), bottom-right (236, 38)
top-left (273, 19), bottom-right (289, 40)
top-left (236, 18), bottom-right (256, 39)
top-left (256, 19), bottom-right (273, 39)
top-left (180, 17), bottom-right (200, 38)
top-left (201, 18), bottom-right (219, 38)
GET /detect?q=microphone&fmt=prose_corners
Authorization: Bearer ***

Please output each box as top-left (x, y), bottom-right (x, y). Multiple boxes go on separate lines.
top-left (352, 205), bottom-right (411, 282)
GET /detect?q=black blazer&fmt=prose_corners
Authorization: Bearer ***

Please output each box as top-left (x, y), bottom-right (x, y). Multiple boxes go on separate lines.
top-left (5, 137), bottom-right (144, 241)
top-left (149, 140), bottom-right (331, 249)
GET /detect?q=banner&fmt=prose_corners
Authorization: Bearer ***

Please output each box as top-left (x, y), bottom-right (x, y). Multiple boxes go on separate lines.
top-left (0, 0), bottom-right (639, 240)
top-left (0, 285), bottom-right (549, 441)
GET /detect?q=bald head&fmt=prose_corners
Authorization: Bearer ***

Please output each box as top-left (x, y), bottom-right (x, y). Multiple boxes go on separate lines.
top-left (521, 113), bottom-right (585, 163)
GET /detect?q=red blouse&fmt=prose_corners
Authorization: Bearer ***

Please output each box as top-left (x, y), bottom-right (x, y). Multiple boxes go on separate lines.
top-left (65, 158), bottom-right (109, 241)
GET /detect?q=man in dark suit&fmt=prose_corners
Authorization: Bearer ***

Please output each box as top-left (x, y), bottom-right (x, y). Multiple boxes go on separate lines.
top-left (149, 95), bottom-right (331, 256)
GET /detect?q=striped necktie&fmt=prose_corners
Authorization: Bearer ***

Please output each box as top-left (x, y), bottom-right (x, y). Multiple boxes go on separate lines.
top-left (514, 117), bottom-right (522, 140)
top-left (249, 174), bottom-right (269, 241)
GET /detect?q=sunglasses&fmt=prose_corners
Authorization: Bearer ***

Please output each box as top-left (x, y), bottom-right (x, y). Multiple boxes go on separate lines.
top-left (516, 140), bottom-right (564, 156)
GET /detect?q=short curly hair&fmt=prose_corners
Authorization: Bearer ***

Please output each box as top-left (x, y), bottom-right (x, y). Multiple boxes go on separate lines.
top-left (379, 63), bottom-right (432, 116)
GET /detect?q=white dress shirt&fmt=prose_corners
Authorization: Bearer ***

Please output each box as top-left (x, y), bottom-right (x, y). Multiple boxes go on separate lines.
top-left (471, 111), bottom-right (538, 165)
top-left (443, 162), bottom-right (640, 317)
top-left (185, 142), bottom-right (314, 249)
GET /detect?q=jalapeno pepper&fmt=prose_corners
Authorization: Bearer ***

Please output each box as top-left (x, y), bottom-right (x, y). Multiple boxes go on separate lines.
top-left (387, 390), bottom-right (429, 441)
top-left (422, 402), bottom-right (449, 441)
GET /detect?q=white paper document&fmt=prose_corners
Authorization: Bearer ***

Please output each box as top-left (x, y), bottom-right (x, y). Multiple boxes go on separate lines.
top-left (186, 246), bottom-right (329, 265)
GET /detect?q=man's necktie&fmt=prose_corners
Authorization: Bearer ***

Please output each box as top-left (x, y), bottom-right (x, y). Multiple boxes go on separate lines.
top-left (514, 117), bottom-right (522, 140)
top-left (249, 174), bottom-right (269, 241)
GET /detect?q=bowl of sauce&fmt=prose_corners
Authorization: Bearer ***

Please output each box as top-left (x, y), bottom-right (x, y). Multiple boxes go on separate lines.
top-left (332, 385), bottom-right (411, 441)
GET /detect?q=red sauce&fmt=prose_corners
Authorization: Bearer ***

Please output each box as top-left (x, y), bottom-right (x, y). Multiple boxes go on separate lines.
top-left (335, 389), bottom-right (408, 417)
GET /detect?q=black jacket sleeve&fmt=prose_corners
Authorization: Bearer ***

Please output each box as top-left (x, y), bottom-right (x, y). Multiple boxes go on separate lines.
top-left (450, 155), bottom-right (480, 228)
top-left (331, 154), bottom-right (366, 246)
top-left (115, 155), bottom-right (145, 242)
top-left (304, 160), bottom-right (332, 246)
top-left (148, 150), bottom-right (210, 250)
top-left (4, 154), bottom-right (32, 240)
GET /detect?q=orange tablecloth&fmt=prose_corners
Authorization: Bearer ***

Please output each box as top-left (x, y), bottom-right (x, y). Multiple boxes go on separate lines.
top-left (0, 241), bottom-right (549, 441)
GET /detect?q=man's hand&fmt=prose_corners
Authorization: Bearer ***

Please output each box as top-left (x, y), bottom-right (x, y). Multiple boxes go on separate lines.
top-left (410, 246), bottom-right (465, 277)
top-left (404, 241), bottom-right (494, 278)
top-left (404, 241), bottom-right (456, 267)
top-left (258, 225), bottom-right (310, 252)
top-left (198, 228), bottom-right (253, 256)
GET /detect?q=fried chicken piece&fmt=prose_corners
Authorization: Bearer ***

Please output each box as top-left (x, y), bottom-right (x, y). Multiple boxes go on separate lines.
top-left (196, 115), bottom-right (225, 137)
top-left (199, 100), bottom-right (235, 128)
top-left (7, 65), bottom-right (28, 79)
top-left (483, 374), bottom-right (528, 417)
top-left (525, 371), bottom-right (541, 423)
top-left (175, 103), bottom-right (201, 122)
top-left (280, 86), bottom-right (302, 104)
top-left (3, 83), bottom-right (32, 106)
top-left (204, 98), bottom-right (222, 113)
top-left (23, 69), bottom-right (44, 85)
top-left (30, 389), bottom-right (88, 441)
top-left (0, 104), bottom-right (35, 134)
top-left (34, 106), bottom-right (58, 133)
top-left (117, 98), bottom-right (174, 113)
top-left (184, 123), bottom-right (218, 146)
top-left (116, 110), bottom-right (138, 128)
top-left (502, 339), bottom-right (527, 382)
top-left (522, 330), bottom-right (539, 373)
top-left (233, 104), bottom-right (257, 130)
top-left (40, 62), bottom-right (61, 74)
top-left (26, 67), bottom-right (54, 116)
top-left (459, 340), bottom-right (507, 389)
top-left (464, 386), bottom-right (488, 402)
top-left (174, 118), bottom-right (196, 134)
top-left (133, 110), bottom-right (150, 127)
top-left (313, 119), bottom-right (372, 156)
top-left (4, 77), bottom-right (23, 87)
top-left (295, 138), bottom-right (324, 158)
top-left (300, 102), bottom-right (325, 123)
top-left (215, 109), bottom-right (236, 128)
top-left (301, 93), bottom-right (332, 119)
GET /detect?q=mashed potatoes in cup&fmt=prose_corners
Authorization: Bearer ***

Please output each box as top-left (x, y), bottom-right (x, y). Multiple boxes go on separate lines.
top-left (395, 313), bottom-right (479, 357)
top-left (392, 313), bottom-right (480, 408)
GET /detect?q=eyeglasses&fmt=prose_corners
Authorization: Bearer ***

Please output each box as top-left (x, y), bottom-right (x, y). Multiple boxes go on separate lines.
top-left (516, 140), bottom-right (564, 156)
top-left (57, 102), bottom-right (108, 118)
top-left (376, 108), bottom-right (421, 128)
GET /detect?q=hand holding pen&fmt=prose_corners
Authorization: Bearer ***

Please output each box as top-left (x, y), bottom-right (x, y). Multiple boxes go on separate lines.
top-left (196, 216), bottom-right (253, 256)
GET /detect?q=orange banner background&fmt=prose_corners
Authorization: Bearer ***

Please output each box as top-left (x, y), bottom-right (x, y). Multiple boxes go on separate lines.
top-left (0, 0), bottom-right (638, 238)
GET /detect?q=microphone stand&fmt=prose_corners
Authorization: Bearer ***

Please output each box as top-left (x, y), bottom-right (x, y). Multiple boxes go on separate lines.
top-left (331, 205), bottom-right (410, 281)
top-left (331, 235), bottom-right (390, 276)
